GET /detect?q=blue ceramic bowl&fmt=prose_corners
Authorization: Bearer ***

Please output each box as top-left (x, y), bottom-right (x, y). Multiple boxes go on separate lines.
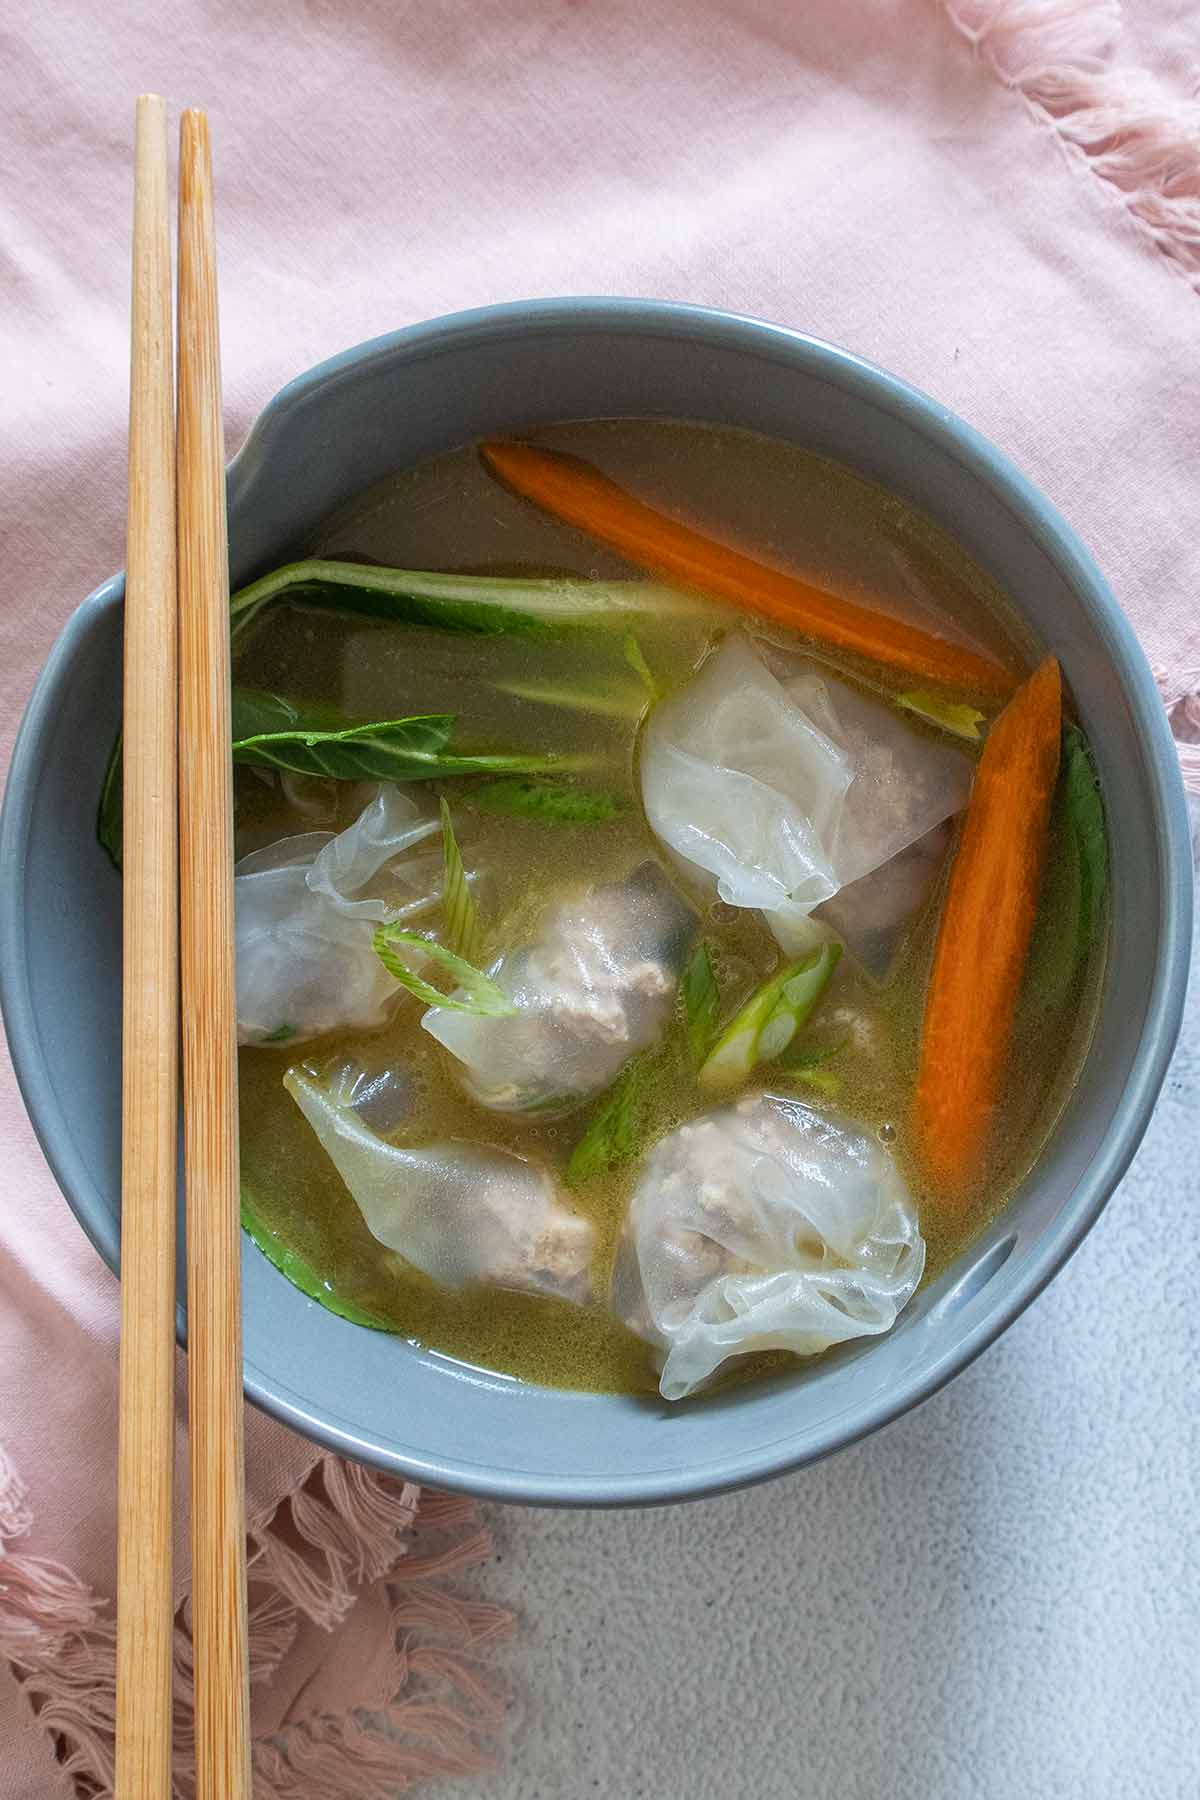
top-left (1, 300), bottom-right (1192, 1504)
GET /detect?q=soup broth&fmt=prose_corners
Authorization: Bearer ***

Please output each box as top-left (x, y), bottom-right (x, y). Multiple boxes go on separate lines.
top-left (231, 419), bottom-right (1106, 1395)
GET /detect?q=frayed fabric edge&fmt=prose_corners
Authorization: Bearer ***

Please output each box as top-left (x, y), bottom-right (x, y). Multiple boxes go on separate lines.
top-left (1157, 666), bottom-right (1200, 797)
top-left (0, 1444), bottom-right (510, 1798)
top-left (945, 2), bottom-right (1200, 791)
top-left (941, 1), bottom-right (1200, 289)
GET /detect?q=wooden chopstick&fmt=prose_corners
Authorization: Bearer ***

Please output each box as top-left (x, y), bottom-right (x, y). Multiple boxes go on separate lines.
top-left (177, 106), bottom-right (252, 1798)
top-left (115, 91), bottom-right (178, 1800)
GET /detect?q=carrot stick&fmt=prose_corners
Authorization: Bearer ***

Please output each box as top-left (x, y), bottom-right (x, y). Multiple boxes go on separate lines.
top-left (915, 656), bottom-right (1062, 1199)
top-left (481, 440), bottom-right (1015, 695)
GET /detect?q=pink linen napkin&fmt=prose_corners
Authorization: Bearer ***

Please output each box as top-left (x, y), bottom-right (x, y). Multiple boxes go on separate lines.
top-left (3, 0), bottom-right (1199, 1794)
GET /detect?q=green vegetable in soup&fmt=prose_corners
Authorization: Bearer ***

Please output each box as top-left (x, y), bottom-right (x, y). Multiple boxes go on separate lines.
top-left (568, 939), bottom-right (725, 1185)
top-left (229, 418), bottom-right (1111, 1399)
top-left (790, 1066), bottom-right (841, 1097)
top-left (1022, 725), bottom-right (1108, 1017)
top-left (230, 688), bottom-right (347, 737)
top-left (493, 676), bottom-right (649, 720)
top-left (97, 735), bottom-right (123, 869)
top-left (97, 554), bottom-right (685, 869)
top-left (228, 558), bottom-right (697, 643)
top-left (566, 1051), bottom-right (661, 1187)
top-left (372, 925), bottom-right (514, 1016)
top-left (697, 942), bottom-right (841, 1094)
top-left (228, 709), bottom-right (452, 781)
top-left (776, 1040), bottom-right (844, 1098)
top-left (97, 694), bottom-right (582, 870)
top-left (464, 777), bottom-right (630, 824)
top-left (439, 798), bottom-right (481, 962)
top-left (241, 1186), bottom-right (394, 1329)
top-left (1060, 727), bottom-right (1107, 938)
top-left (231, 700), bottom-right (575, 785)
top-left (896, 689), bottom-right (986, 741)
top-left (680, 942), bottom-right (720, 1069)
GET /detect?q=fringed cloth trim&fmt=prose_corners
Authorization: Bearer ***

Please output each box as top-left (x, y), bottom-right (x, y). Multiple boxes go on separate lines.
top-left (1157, 666), bottom-right (1200, 795)
top-left (0, 1444), bottom-right (511, 1797)
top-left (949, 1), bottom-right (1200, 791)
top-left (943, 1), bottom-right (1200, 290)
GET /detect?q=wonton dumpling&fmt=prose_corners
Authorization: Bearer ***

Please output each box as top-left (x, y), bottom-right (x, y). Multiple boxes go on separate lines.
top-left (612, 1092), bottom-right (925, 1400)
top-left (816, 819), bottom-right (954, 975)
top-left (235, 784), bottom-right (448, 1046)
top-left (640, 633), bottom-right (970, 960)
top-left (285, 1063), bottom-right (595, 1302)
top-left (422, 862), bottom-right (696, 1116)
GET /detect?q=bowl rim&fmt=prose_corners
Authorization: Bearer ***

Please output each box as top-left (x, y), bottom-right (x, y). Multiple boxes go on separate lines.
top-left (1, 296), bottom-right (1193, 1506)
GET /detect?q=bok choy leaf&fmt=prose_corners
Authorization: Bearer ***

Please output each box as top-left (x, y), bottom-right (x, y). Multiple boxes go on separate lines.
top-left (98, 692), bottom-right (586, 869)
top-left (229, 707), bottom-right (450, 782)
top-left (97, 736), bottom-right (123, 868)
top-left (229, 558), bottom-right (697, 643)
top-left (229, 703), bottom-right (570, 784)
top-left (226, 689), bottom-right (582, 782)
top-left (492, 677), bottom-right (648, 720)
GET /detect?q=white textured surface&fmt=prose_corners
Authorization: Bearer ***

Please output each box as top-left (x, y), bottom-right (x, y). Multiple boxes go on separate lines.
top-left (461, 823), bottom-right (1199, 1800)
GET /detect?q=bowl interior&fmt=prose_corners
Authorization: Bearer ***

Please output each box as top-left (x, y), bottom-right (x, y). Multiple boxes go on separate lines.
top-left (2, 302), bottom-right (1190, 1504)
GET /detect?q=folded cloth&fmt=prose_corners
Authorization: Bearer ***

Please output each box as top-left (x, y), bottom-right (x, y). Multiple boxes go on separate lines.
top-left (4, 0), bottom-right (1199, 1792)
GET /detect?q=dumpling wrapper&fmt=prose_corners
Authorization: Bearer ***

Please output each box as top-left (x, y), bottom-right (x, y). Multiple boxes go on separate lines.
top-left (816, 818), bottom-right (955, 974)
top-left (285, 1063), bottom-right (595, 1303)
top-left (235, 784), bottom-right (448, 1046)
top-left (422, 861), bottom-right (696, 1116)
top-left (613, 1091), bottom-right (925, 1400)
top-left (639, 632), bottom-right (971, 961)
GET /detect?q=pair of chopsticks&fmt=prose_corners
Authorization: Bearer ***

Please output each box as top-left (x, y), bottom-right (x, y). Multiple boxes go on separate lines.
top-left (115, 95), bottom-right (250, 1797)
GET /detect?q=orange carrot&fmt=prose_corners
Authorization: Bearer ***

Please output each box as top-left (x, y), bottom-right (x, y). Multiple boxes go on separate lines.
top-left (915, 656), bottom-right (1062, 1200)
top-left (481, 440), bottom-right (1015, 695)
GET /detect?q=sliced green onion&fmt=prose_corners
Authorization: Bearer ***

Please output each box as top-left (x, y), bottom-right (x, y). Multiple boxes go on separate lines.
top-left (896, 689), bottom-right (986, 741)
top-left (230, 702), bottom-right (577, 784)
top-left (789, 1066), bottom-right (840, 1098)
top-left (566, 1054), bottom-right (655, 1187)
top-left (698, 943), bottom-right (841, 1095)
top-left (623, 631), bottom-right (659, 700)
top-left (372, 926), bottom-right (514, 1016)
top-left (466, 776), bottom-right (630, 825)
top-left (439, 798), bottom-right (481, 961)
top-left (680, 942), bottom-right (720, 1069)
